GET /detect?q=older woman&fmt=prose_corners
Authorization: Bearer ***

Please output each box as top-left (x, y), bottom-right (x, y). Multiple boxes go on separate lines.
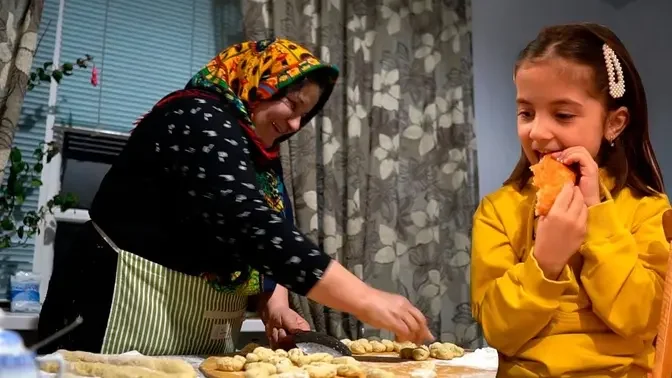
top-left (38, 38), bottom-right (432, 355)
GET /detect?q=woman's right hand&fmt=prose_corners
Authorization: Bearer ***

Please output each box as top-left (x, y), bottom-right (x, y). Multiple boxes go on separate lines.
top-left (355, 287), bottom-right (434, 345)
top-left (306, 260), bottom-right (433, 345)
top-left (534, 183), bottom-right (588, 280)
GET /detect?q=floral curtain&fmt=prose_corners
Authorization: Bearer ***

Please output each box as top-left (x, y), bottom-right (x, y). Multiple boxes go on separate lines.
top-left (242, 0), bottom-right (481, 347)
top-left (0, 0), bottom-right (42, 183)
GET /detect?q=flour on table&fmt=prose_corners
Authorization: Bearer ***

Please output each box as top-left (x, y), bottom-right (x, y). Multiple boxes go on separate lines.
top-left (434, 347), bottom-right (498, 370)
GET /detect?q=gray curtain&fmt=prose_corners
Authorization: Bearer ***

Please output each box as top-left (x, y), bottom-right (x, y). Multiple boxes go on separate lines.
top-left (242, 0), bottom-right (481, 348)
top-left (0, 0), bottom-right (42, 183)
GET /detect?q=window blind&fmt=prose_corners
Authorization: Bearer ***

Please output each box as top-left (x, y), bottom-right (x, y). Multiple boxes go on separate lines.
top-left (6, 0), bottom-right (242, 283)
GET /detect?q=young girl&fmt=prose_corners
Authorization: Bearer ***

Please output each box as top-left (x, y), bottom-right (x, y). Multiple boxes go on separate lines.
top-left (470, 23), bottom-right (670, 377)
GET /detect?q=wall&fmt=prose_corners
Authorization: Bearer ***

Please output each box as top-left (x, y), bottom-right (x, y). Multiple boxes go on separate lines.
top-left (471, 0), bottom-right (672, 198)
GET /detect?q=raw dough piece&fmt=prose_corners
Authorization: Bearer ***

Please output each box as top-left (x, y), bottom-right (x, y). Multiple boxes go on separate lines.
top-left (336, 364), bottom-right (366, 377)
top-left (275, 349), bottom-right (289, 358)
top-left (349, 340), bottom-right (367, 355)
top-left (303, 363), bottom-right (337, 378)
top-left (245, 362), bottom-right (277, 374)
top-left (340, 339), bottom-right (353, 348)
top-left (277, 365), bottom-right (305, 374)
top-left (331, 356), bottom-right (359, 365)
top-left (428, 342), bottom-right (464, 360)
top-left (411, 345), bottom-right (430, 361)
top-left (356, 339), bottom-right (373, 353)
top-left (41, 361), bottom-right (190, 378)
top-left (369, 341), bottom-right (387, 353)
top-left (253, 347), bottom-right (277, 361)
top-left (47, 350), bottom-right (194, 375)
top-left (393, 341), bottom-right (416, 353)
top-left (247, 353), bottom-right (262, 363)
top-left (380, 339), bottom-right (394, 352)
top-left (245, 368), bottom-right (270, 378)
top-left (214, 355), bottom-right (246, 371)
top-left (288, 348), bottom-right (304, 364)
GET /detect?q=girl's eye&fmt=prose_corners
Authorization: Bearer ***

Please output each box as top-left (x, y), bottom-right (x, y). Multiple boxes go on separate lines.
top-left (517, 111), bottom-right (532, 119)
top-left (556, 113), bottom-right (575, 120)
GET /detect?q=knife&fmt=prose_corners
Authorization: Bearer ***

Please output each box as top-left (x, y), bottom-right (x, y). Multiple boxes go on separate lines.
top-left (277, 330), bottom-right (352, 357)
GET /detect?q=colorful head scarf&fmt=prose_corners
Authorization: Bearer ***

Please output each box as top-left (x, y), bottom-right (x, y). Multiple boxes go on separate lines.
top-left (186, 37), bottom-right (339, 155)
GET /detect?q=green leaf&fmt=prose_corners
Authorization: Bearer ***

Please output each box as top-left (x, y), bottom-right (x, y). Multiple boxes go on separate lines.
top-left (1, 218), bottom-right (14, 231)
top-left (34, 162), bottom-right (43, 173)
top-left (27, 83), bottom-right (35, 91)
top-left (17, 227), bottom-right (24, 239)
top-left (37, 68), bottom-right (50, 81)
top-left (62, 62), bottom-right (73, 71)
top-left (52, 70), bottom-right (63, 83)
top-left (30, 178), bottom-right (42, 187)
top-left (10, 148), bottom-right (22, 163)
top-left (16, 194), bottom-right (25, 205)
top-left (0, 237), bottom-right (11, 249)
top-left (43, 61), bottom-right (53, 70)
top-left (30, 72), bottom-right (37, 81)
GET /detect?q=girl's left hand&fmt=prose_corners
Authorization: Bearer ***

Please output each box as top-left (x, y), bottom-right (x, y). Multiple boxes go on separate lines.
top-left (552, 147), bottom-right (601, 207)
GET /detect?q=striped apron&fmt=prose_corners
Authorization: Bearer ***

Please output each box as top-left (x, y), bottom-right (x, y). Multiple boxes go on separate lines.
top-left (92, 222), bottom-right (248, 356)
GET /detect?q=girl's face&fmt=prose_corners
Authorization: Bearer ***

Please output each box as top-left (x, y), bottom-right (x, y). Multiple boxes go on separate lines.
top-left (514, 57), bottom-right (626, 165)
top-left (251, 81), bottom-right (322, 148)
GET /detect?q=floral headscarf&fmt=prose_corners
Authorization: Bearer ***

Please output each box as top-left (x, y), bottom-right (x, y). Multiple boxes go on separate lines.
top-left (186, 37), bottom-right (339, 157)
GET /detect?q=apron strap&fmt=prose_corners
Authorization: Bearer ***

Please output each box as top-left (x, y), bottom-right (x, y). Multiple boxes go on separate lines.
top-left (92, 221), bottom-right (122, 254)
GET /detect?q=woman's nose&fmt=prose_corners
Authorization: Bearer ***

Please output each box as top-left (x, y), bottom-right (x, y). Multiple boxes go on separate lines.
top-left (287, 116), bottom-right (301, 132)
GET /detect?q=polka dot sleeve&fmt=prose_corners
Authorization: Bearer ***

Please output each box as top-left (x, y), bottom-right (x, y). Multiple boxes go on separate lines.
top-left (154, 96), bottom-right (332, 296)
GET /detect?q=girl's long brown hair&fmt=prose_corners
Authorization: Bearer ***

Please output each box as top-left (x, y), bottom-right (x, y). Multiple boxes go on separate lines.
top-left (505, 23), bottom-right (664, 198)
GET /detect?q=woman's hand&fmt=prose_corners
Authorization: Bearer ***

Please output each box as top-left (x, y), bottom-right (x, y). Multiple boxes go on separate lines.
top-left (355, 287), bottom-right (434, 345)
top-left (258, 286), bottom-right (310, 348)
top-left (534, 183), bottom-right (588, 280)
top-left (261, 305), bottom-right (311, 348)
top-left (552, 147), bottom-right (601, 207)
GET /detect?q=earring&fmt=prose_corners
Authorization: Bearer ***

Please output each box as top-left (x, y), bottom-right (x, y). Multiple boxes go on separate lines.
top-left (608, 137), bottom-right (615, 147)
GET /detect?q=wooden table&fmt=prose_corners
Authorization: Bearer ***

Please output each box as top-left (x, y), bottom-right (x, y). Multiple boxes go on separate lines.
top-left (200, 352), bottom-right (496, 377)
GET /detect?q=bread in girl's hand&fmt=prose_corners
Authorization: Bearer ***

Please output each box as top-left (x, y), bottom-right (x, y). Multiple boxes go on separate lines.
top-left (530, 154), bottom-right (577, 216)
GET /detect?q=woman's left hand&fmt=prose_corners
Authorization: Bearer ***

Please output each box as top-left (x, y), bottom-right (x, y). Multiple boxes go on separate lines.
top-left (552, 146), bottom-right (601, 207)
top-left (262, 305), bottom-right (311, 348)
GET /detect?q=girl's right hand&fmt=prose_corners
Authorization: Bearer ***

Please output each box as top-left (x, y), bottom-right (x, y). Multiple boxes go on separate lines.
top-left (534, 183), bottom-right (588, 280)
top-left (355, 287), bottom-right (434, 345)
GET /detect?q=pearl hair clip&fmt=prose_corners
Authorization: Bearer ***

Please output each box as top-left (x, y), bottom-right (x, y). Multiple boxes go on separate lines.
top-left (602, 44), bottom-right (625, 99)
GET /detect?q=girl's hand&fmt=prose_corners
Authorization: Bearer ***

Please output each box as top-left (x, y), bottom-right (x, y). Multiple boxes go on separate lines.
top-left (552, 147), bottom-right (601, 207)
top-left (534, 183), bottom-right (588, 279)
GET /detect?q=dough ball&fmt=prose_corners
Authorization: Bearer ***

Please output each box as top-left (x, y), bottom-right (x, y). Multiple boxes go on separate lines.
top-left (247, 353), bottom-right (262, 363)
top-left (369, 341), bottom-right (387, 353)
top-left (411, 346), bottom-right (430, 361)
top-left (340, 339), bottom-right (353, 347)
top-left (336, 363), bottom-right (366, 377)
top-left (381, 339), bottom-right (394, 352)
top-left (308, 353), bottom-right (334, 363)
top-left (245, 368), bottom-right (270, 378)
top-left (245, 362), bottom-right (277, 374)
top-left (288, 348), bottom-right (304, 364)
top-left (254, 347), bottom-right (277, 361)
top-left (275, 349), bottom-right (289, 358)
top-left (215, 355), bottom-right (246, 371)
top-left (349, 341), bottom-right (367, 355)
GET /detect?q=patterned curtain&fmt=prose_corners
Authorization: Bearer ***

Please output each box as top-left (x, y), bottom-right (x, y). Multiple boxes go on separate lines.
top-left (242, 0), bottom-right (481, 348)
top-left (0, 0), bottom-right (43, 182)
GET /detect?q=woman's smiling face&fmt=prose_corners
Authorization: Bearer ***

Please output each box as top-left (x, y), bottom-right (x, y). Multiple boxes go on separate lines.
top-left (251, 81), bottom-right (322, 148)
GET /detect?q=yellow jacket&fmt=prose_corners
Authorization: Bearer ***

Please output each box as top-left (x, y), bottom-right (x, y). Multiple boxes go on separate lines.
top-left (471, 174), bottom-right (670, 377)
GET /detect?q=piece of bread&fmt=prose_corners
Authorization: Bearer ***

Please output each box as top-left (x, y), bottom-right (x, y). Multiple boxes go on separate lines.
top-left (529, 155), bottom-right (576, 216)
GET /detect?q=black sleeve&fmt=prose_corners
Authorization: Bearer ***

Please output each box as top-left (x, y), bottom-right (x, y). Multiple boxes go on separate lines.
top-left (148, 95), bottom-right (331, 296)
